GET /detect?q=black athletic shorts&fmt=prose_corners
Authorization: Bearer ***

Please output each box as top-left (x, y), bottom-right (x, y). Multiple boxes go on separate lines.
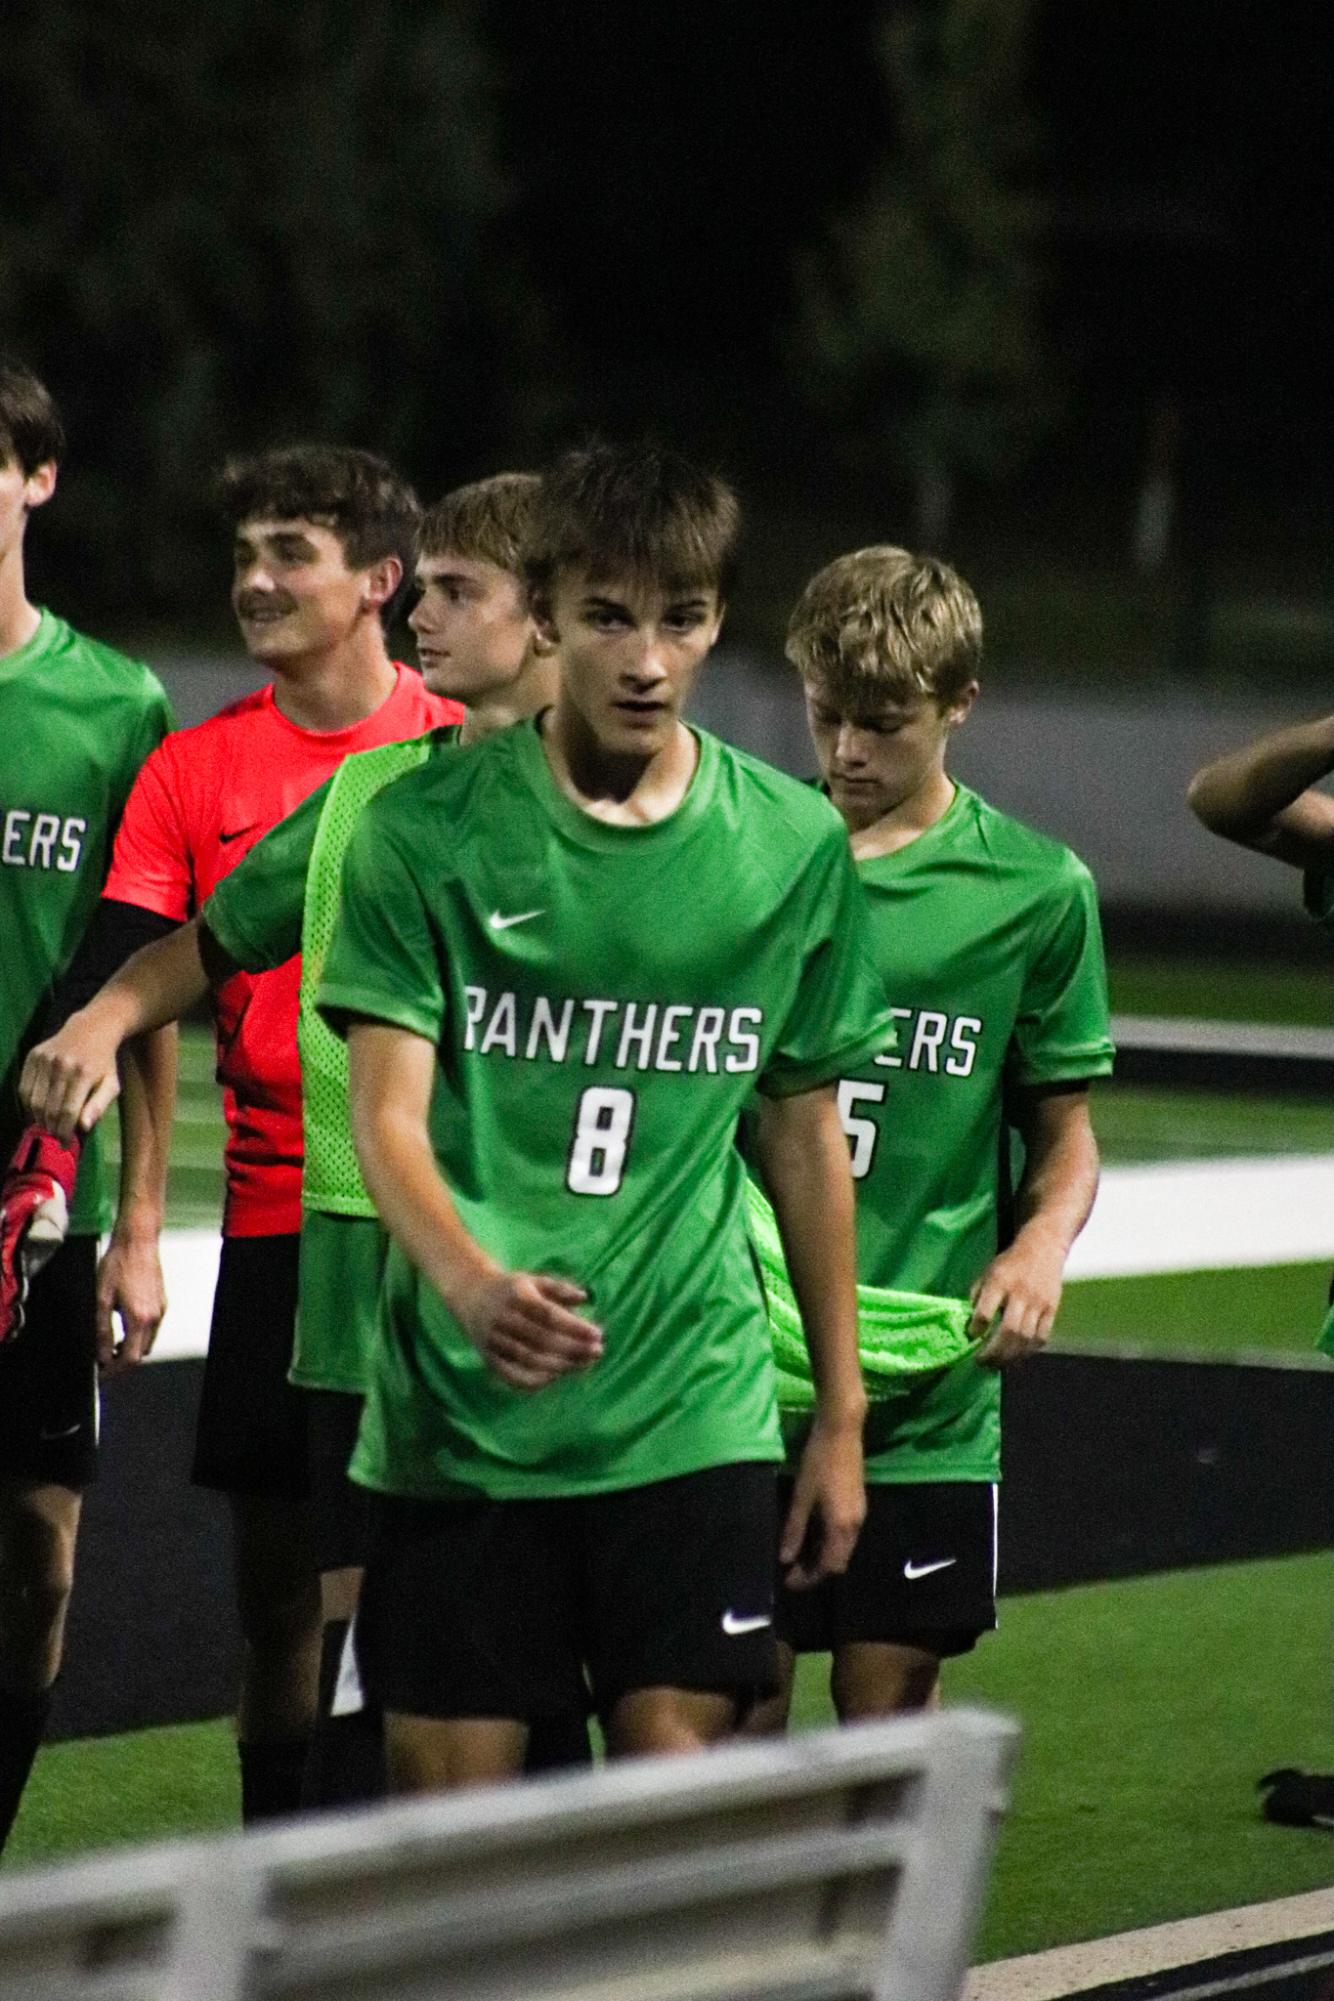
top-left (0, 1234), bottom-right (99, 1490)
top-left (356, 1462), bottom-right (779, 1723)
top-left (306, 1387), bottom-right (371, 1574)
top-left (192, 1234), bottom-right (307, 1499)
top-left (775, 1479), bottom-right (997, 1659)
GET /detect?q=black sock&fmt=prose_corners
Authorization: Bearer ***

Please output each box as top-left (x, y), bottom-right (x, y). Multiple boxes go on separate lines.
top-left (302, 1619), bottom-right (385, 1810)
top-left (0, 1686), bottom-right (54, 1855)
top-left (238, 1736), bottom-right (310, 1824)
top-left (525, 1709), bottom-right (594, 1775)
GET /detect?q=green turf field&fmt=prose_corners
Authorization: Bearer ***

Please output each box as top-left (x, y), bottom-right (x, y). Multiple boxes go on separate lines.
top-left (1094, 1086), bottom-right (1334, 1164)
top-left (8, 1555), bottom-right (1332, 1961)
top-left (1057, 1262), bottom-right (1331, 1358)
top-left (1109, 955), bottom-right (1334, 1028)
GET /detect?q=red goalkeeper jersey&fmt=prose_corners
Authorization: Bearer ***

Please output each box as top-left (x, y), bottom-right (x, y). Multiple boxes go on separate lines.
top-left (104, 667), bottom-right (462, 1235)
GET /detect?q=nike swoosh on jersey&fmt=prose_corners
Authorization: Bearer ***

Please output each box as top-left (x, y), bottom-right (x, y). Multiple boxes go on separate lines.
top-left (903, 1557), bottom-right (957, 1580)
top-left (219, 825), bottom-right (258, 845)
top-left (488, 908), bottom-right (545, 931)
top-left (38, 1420), bottom-right (82, 1441)
top-left (721, 1610), bottom-right (772, 1635)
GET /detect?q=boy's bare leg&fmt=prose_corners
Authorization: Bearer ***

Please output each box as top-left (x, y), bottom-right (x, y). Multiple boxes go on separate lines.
top-left (605, 1686), bottom-right (737, 1759)
top-left (742, 1641), bottom-right (796, 1737)
top-left (0, 1482), bottom-right (80, 1850)
top-left (386, 1714), bottom-right (528, 1792)
top-left (831, 1641), bottom-right (942, 1719)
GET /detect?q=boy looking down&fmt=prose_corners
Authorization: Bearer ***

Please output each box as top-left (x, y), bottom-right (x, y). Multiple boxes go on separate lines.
top-left (318, 442), bottom-right (894, 1789)
top-left (752, 546), bottom-right (1112, 1728)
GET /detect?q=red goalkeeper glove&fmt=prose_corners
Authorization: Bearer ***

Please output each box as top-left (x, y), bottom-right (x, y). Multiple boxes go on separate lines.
top-left (0, 1126), bottom-right (81, 1344)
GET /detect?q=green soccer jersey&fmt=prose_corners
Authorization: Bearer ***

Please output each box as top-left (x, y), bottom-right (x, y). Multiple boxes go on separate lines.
top-left (0, 610), bottom-right (173, 1232)
top-left (798, 783), bottom-right (1114, 1484)
top-left (202, 726), bottom-right (460, 1390)
top-left (318, 719), bottom-right (895, 1501)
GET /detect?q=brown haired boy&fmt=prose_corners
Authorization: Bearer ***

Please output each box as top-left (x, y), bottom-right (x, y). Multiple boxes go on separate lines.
top-left (316, 441), bottom-right (892, 1792)
top-left (0, 359), bottom-right (175, 1852)
top-left (14, 442), bottom-right (460, 1823)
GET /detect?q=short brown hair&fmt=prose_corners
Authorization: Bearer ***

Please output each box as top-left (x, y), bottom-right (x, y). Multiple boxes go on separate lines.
top-left (785, 546), bottom-right (982, 708)
top-left (0, 358), bottom-right (64, 475)
top-left (418, 472), bottom-right (540, 574)
top-left (216, 444), bottom-right (419, 572)
top-left (524, 441), bottom-right (740, 606)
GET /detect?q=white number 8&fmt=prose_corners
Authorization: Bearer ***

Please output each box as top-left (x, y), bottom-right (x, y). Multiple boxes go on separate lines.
top-left (566, 1086), bottom-right (636, 1196)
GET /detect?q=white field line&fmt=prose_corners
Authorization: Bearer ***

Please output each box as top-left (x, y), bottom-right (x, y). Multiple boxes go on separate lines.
top-left (142, 1153), bottom-right (1334, 1363)
top-left (1066, 1151), bottom-right (1334, 1280)
top-left (964, 1884), bottom-right (1334, 2001)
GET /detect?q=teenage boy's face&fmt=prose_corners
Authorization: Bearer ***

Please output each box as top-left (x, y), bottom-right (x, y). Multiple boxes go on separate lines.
top-left (231, 517), bottom-right (392, 668)
top-left (541, 568), bottom-right (722, 759)
top-left (804, 683), bottom-right (974, 831)
top-left (409, 551), bottom-right (531, 699)
top-left (0, 451), bottom-right (55, 569)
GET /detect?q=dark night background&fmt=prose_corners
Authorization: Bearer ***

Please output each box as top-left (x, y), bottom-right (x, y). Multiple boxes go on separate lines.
top-left (1, 0), bottom-right (1330, 670)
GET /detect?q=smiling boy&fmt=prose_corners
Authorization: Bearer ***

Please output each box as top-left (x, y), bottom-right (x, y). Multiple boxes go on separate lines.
top-left (18, 472), bottom-right (577, 1803)
top-left (317, 442), bottom-right (893, 1790)
top-left (21, 445), bottom-right (461, 1821)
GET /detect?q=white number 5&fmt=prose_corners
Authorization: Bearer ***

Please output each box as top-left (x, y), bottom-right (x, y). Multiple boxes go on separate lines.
top-left (566, 1086), bottom-right (636, 1196)
top-left (837, 1078), bottom-right (885, 1180)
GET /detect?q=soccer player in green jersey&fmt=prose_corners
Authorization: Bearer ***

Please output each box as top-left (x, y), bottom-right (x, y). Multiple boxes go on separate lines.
top-left (0, 359), bottom-right (175, 1852)
top-left (18, 473), bottom-right (580, 1801)
top-left (315, 441), bottom-right (893, 1792)
top-left (202, 472), bottom-right (577, 1797)
top-left (1188, 718), bottom-right (1334, 1829)
top-left (752, 545), bottom-right (1113, 1729)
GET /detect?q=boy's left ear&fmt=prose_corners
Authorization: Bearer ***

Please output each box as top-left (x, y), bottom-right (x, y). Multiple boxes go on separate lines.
top-left (946, 679), bottom-right (980, 729)
top-left (23, 461), bottom-right (57, 513)
top-left (363, 554), bottom-right (403, 613)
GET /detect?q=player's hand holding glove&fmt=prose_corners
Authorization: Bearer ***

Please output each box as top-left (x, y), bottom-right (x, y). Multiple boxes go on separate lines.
top-left (0, 1125), bottom-right (81, 1343)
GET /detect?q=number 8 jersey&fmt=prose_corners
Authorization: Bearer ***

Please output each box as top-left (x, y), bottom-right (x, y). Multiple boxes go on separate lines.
top-left (318, 718), bottom-right (894, 1501)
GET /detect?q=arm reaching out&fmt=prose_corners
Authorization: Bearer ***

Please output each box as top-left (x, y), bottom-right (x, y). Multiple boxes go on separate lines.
top-left (1187, 716), bottom-right (1334, 869)
top-left (968, 1085), bottom-right (1099, 1366)
top-left (755, 1085), bottom-right (867, 1590)
top-left (21, 918), bottom-right (218, 1140)
top-left (346, 1020), bottom-right (603, 1391)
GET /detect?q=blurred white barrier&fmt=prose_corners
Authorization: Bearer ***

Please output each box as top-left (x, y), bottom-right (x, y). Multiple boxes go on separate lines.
top-left (0, 1709), bottom-right (1017, 2001)
top-left (148, 1138), bottom-right (1334, 1369)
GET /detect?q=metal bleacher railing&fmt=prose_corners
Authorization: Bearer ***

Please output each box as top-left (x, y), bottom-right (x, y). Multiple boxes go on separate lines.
top-left (0, 1708), bottom-right (1017, 2001)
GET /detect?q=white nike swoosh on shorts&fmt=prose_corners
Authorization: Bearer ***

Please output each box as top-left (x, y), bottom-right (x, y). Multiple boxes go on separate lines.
top-left (488, 908), bottom-right (545, 931)
top-left (903, 1557), bottom-right (957, 1580)
top-left (721, 1610), bottom-right (772, 1635)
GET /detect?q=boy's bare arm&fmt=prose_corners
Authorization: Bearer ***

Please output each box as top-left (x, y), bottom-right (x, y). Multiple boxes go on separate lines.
top-left (970, 1085), bottom-right (1099, 1366)
top-left (21, 919), bottom-right (217, 1138)
top-left (346, 1020), bottom-right (602, 1390)
top-left (96, 1025), bottom-right (177, 1372)
top-left (1187, 716), bottom-right (1334, 869)
top-left (755, 1085), bottom-right (867, 1589)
